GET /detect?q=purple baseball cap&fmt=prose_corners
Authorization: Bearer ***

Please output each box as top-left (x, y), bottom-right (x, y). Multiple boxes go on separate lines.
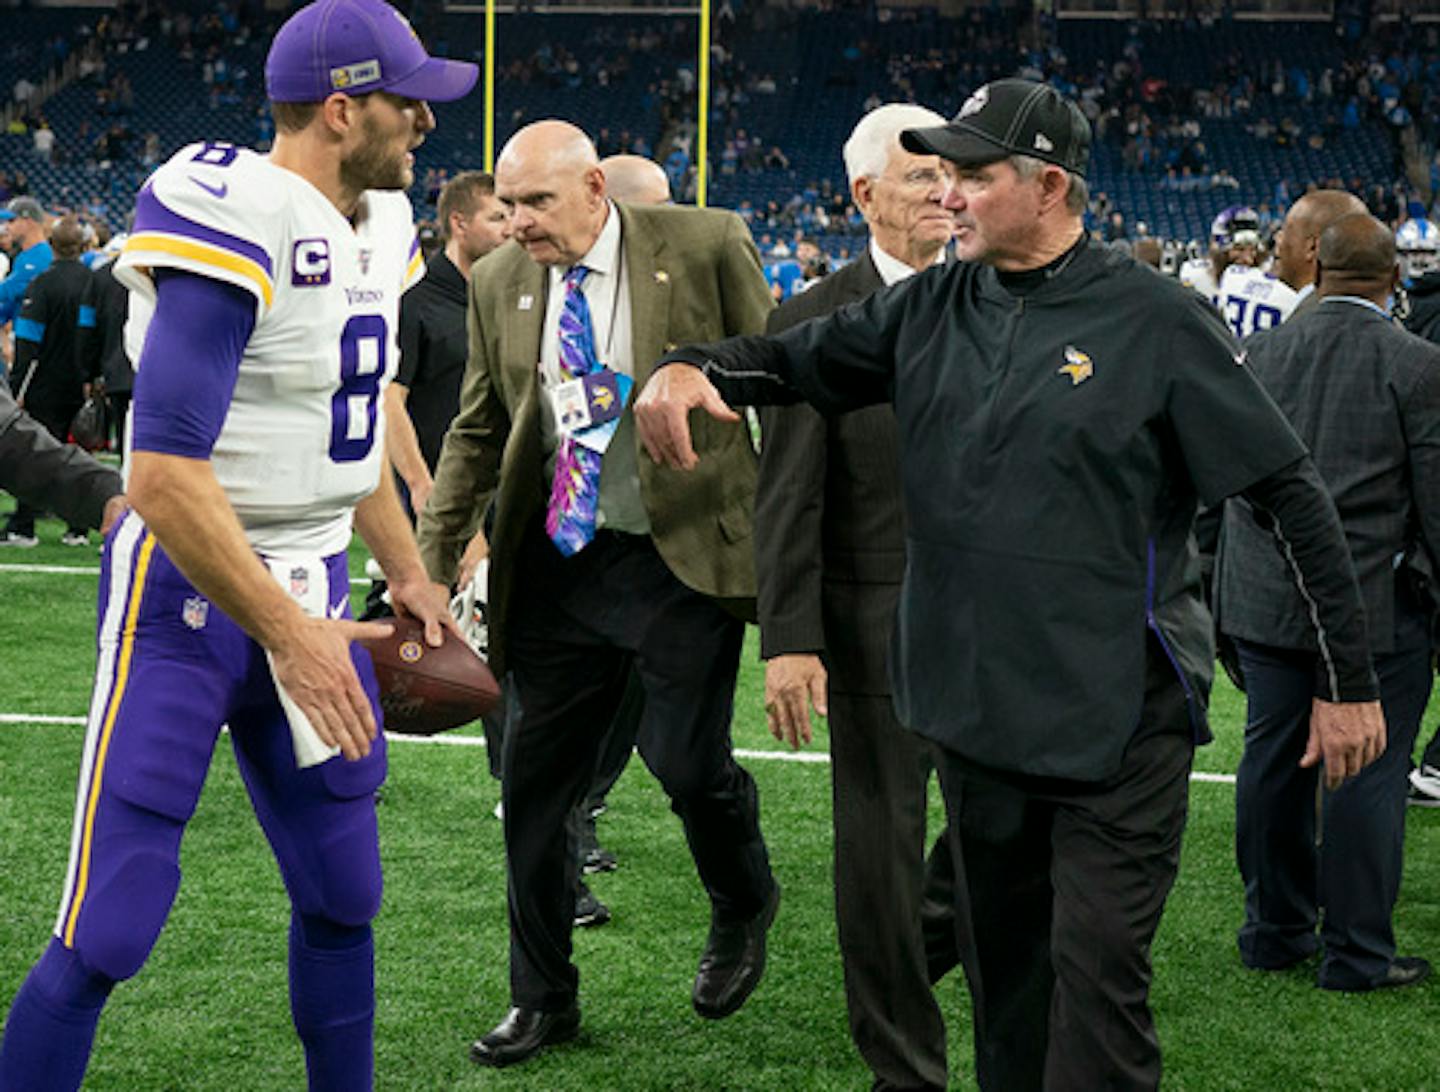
top-left (266, 0), bottom-right (477, 104)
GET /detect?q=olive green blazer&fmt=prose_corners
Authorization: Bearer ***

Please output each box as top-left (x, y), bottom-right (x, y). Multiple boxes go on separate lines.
top-left (417, 202), bottom-right (773, 674)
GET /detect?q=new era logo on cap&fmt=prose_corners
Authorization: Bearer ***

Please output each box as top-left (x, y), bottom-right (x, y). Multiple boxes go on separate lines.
top-left (900, 78), bottom-right (1092, 179)
top-left (958, 86), bottom-right (988, 118)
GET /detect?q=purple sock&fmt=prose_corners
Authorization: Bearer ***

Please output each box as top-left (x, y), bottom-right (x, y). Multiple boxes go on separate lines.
top-left (288, 914), bottom-right (375, 1092)
top-left (0, 938), bottom-right (115, 1092)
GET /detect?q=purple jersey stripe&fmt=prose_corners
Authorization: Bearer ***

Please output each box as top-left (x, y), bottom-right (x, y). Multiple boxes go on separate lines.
top-left (132, 184), bottom-right (274, 277)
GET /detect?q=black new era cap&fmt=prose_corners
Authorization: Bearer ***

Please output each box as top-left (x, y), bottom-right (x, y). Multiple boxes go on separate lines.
top-left (902, 79), bottom-right (1091, 179)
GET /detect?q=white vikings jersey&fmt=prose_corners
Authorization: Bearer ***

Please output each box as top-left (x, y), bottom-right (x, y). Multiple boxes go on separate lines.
top-left (1216, 264), bottom-right (1299, 340)
top-left (1177, 257), bottom-right (1217, 304)
top-left (116, 141), bottom-right (423, 555)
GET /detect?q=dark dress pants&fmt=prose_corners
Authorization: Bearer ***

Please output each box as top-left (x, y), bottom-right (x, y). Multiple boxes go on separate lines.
top-left (933, 672), bottom-right (1192, 1092)
top-left (829, 690), bottom-right (953, 1092)
top-left (1233, 616), bottom-right (1433, 986)
top-left (504, 526), bottom-right (774, 1010)
top-left (8, 402), bottom-right (84, 536)
top-left (584, 667), bottom-right (644, 812)
top-left (110, 392), bottom-right (131, 465)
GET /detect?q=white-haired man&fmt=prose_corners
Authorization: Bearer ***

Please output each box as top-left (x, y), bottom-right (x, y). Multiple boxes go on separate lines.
top-left (756, 102), bottom-right (959, 1092)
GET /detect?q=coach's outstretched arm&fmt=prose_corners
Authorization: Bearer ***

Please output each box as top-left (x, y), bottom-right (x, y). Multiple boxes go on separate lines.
top-left (0, 381), bottom-right (125, 532)
top-left (637, 277), bottom-right (918, 467)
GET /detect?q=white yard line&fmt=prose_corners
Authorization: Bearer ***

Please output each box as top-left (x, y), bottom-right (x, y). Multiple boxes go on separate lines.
top-left (0, 563), bottom-right (103, 576)
top-left (0, 563), bottom-right (372, 585)
top-left (0, 713), bottom-right (1238, 779)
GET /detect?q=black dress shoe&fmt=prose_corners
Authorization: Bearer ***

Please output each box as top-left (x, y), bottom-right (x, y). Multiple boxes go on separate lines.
top-left (1371, 956), bottom-right (1431, 990)
top-left (469, 1003), bottom-right (581, 1067)
top-left (1319, 955), bottom-right (1431, 992)
top-left (692, 883), bottom-right (780, 1020)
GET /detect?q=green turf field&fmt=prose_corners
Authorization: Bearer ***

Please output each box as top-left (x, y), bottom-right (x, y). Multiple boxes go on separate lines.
top-left (2, 513), bottom-right (1439, 1090)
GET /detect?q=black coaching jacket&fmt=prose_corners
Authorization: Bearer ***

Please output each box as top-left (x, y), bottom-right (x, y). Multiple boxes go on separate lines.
top-left (667, 237), bottom-right (1376, 781)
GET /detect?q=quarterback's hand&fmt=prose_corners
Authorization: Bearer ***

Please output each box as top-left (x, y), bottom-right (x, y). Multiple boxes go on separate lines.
top-left (270, 616), bottom-right (394, 761)
top-left (764, 653), bottom-right (828, 750)
top-left (407, 475), bottom-right (434, 522)
top-left (1303, 698), bottom-right (1386, 790)
top-left (387, 571), bottom-right (464, 648)
top-left (456, 528), bottom-right (490, 590)
top-left (635, 363), bottom-right (739, 470)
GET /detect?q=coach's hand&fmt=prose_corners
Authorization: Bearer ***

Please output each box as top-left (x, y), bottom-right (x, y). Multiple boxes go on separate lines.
top-left (272, 617), bottom-right (393, 761)
top-left (764, 653), bottom-right (827, 750)
top-left (1303, 698), bottom-right (1387, 789)
top-left (635, 363), bottom-right (739, 470)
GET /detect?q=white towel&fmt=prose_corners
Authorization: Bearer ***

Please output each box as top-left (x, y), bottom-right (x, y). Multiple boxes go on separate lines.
top-left (262, 555), bottom-right (342, 769)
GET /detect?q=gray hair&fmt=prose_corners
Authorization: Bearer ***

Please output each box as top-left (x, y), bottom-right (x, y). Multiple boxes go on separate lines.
top-left (1010, 155), bottom-right (1088, 216)
top-left (843, 103), bottom-right (948, 186)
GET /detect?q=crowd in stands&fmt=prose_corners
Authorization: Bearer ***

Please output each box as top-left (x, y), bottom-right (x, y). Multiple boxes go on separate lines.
top-left (2, 0), bottom-right (1440, 266)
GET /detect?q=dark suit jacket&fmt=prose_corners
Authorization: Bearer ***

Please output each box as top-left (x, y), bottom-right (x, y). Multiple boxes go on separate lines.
top-left (1286, 284), bottom-right (1320, 323)
top-left (418, 202), bottom-right (773, 675)
top-left (756, 251), bottom-right (905, 695)
top-left (1219, 297), bottom-right (1440, 653)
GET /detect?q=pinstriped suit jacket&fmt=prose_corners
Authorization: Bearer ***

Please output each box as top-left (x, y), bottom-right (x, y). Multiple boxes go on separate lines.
top-left (755, 252), bottom-right (907, 696)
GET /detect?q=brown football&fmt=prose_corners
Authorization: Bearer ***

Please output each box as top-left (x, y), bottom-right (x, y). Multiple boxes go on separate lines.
top-left (359, 621), bottom-right (501, 736)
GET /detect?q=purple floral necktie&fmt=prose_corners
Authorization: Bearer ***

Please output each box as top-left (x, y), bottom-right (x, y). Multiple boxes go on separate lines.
top-left (545, 265), bottom-right (604, 555)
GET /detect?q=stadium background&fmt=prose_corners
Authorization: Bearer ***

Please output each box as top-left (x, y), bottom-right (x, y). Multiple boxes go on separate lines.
top-left (2, 0), bottom-right (1440, 277)
top-left (4, 0), bottom-right (1440, 1088)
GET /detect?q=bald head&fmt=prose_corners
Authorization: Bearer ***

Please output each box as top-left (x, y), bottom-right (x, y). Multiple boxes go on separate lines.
top-left (1274, 188), bottom-right (1367, 290)
top-left (496, 120), bottom-right (608, 266)
top-left (498, 119), bottom-right (599, 177)
top-left (601, 155), bottom-right (671, 205)
top-left (1291, 190), bottom-right (1368, 235)
top-left (1316, 212), bottom-right (1398, 303)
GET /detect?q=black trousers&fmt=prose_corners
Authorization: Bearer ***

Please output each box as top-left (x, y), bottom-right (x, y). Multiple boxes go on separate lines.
top-left (829, 690), bottom-right (955, 1092)
top-left (1233, 617), bottom-right (1433, 987)
top-left (584, 667), bottom-right (643, 812)
top-left (8, 402), bottom-right (84, 536)
top-left (503, 526), bottom-right (774, 1010)
top-left (110, 391), bottom-right (131, 465)
top-left (934, 724), bottom-right (1192, 1092)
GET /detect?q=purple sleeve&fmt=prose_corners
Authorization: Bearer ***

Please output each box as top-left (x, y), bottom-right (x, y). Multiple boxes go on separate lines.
top-left (130, 269), bottom-right (257, 459)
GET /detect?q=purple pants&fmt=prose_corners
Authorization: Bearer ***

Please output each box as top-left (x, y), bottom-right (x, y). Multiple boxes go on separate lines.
top-left (54, 511), bottom-right (386, 979)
